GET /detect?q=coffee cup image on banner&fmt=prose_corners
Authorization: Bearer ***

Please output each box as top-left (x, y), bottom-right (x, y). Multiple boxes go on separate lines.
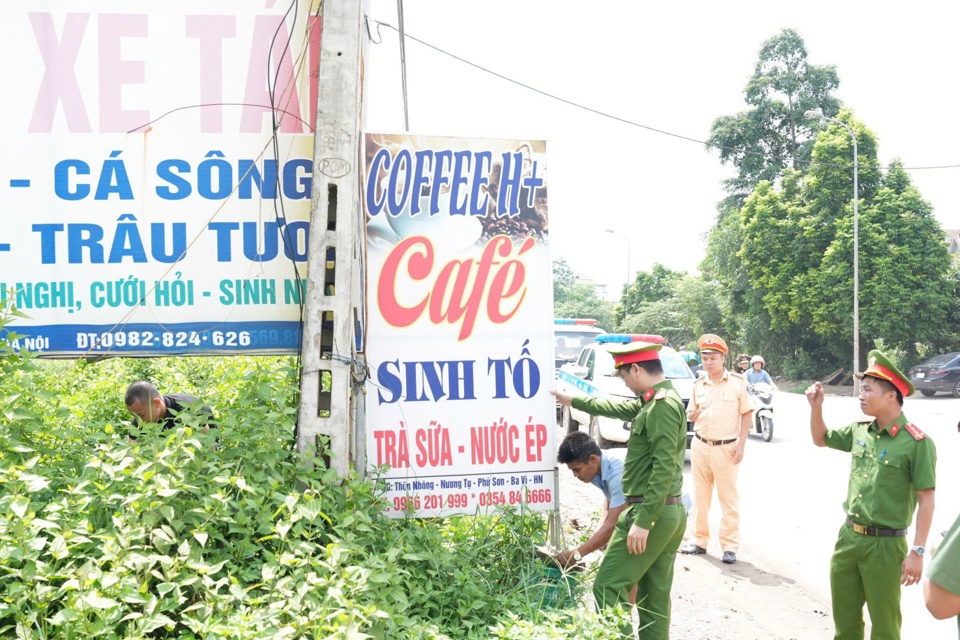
top-left (376, 180), bottom-right (483, 250)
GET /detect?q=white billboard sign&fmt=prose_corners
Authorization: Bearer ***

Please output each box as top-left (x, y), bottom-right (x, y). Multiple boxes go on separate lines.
top-left (363, 133), bottom-right (556, 517)
top-left (1, 1), bottom-right (322, 355)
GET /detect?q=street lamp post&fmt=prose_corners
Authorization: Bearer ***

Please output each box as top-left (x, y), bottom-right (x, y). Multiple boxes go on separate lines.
top-left (805, 108), bottom-right (859, 393)
top-left (605, 229), bottom-right (631, 286)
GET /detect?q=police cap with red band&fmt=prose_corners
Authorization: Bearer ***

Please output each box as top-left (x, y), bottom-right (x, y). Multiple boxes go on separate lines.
top-left (855, 349), bottom-right (914, 397)
top-left (607, 340), bottom-right (663, 368)
top-left (697, 333), bottom-right (728, 355)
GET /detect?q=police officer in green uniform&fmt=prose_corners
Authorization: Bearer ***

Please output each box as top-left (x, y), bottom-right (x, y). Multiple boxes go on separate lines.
top-left (553, 339), bottom-right (687, 639)
top-left (807, 350), bottom-right (937, 640)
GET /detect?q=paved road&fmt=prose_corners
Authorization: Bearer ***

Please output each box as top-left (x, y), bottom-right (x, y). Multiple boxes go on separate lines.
top-left (563, 388), bottom-right (960, 638)
top-left (733, 389), bottom-right (960, 639)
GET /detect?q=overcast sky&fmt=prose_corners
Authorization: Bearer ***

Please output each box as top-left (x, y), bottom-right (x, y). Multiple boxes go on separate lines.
top-left (362, 0), bottom-right (960, 295)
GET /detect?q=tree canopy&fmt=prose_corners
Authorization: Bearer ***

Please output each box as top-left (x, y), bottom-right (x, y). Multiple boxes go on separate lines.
top-left (708, 28), bottom-right (841, 203)
top-left (708, 100), bottom-right (954, 375)
top-left (702, 30), bottom-right (954, 376)
top-left (551, 30), bottom-right (957, 377)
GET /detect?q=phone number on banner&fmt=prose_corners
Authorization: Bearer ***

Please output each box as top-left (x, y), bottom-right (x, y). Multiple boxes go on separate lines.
top-left (381, 471), bottom-right (556, 517)
top-left (4, 322), bottom-right (301, 355)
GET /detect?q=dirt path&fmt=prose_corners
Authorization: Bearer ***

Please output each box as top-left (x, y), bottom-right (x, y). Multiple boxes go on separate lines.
top-left (556, 442), bottom-right (834, 639)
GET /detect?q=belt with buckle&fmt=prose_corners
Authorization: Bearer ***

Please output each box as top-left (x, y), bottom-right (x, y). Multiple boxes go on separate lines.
top-left (846, 518), bottom-right (908, 537)
top-left (626, 495), bottom-right (682, 505)
top-left (695, 433), bottom-right (738, 446)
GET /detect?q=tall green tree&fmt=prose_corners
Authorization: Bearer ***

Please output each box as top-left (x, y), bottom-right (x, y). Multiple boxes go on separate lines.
top-left (699, 202), bottom-right (748, 345)
top-left (736, 171), bottom-right (844, 375)
top-left (708, 28), bottom-right (841, 203)
top-left (614, 266), bottom-right (727, 351)
top-left (615, 263), bottom-right (685, 325)
top-left (813, 160), bottom-right (950, 364)
top-left (736, 113), bottom-right (952, 374)
top-left (701, 30), bottom-right (957, 377)
top-left (703, 29), bottom-right (843, 372)
top-left (932, 262), bottom-right (960, 358)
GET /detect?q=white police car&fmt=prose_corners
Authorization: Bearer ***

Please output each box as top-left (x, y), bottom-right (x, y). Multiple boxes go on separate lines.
top-left (554, 318), bottom-right (606, 378)
top-left (556, 334), bottom-right (695, 449)
top-left (554, 318), bottom-right (606, 414)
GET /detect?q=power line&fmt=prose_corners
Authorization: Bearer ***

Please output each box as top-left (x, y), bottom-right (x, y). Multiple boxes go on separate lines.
top-left (371, 20), bottom-right (960, 173)
top-left (373, 20), bottom-right (706, 147)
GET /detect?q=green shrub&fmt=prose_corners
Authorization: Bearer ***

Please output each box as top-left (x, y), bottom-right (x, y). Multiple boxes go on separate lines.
top-left (0, 301), bottom-right (619, 639)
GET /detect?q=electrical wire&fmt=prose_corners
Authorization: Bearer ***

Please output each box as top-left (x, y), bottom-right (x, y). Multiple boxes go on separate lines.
top-left (396, 0), bottom-right (410, 131)
top-left (370, 19), bottom-right (960, 173)
top-left (268, 0), bottom-right (304, 447)
top-left (126, 103), bottom-right (313, 134)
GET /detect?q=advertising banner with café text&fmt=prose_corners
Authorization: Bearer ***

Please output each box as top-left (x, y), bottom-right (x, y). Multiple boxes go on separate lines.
top-left (0, 1), bottom-right (322, 356)
top-left (364, 133), bottom-right (556, 517)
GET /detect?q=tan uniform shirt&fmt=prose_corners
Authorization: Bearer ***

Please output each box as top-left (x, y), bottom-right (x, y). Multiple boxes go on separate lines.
top-left (690, 369), bottom-right (751, 440)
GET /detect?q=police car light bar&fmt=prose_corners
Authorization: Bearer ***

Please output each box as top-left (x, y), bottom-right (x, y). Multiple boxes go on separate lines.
top-left (596, 334), bottom-right (665, 344)
top-left (554, 318), bottom-right (598, 325)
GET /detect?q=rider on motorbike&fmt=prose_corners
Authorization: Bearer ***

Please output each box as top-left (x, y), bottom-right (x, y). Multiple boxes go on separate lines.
top-left (745, 355), bottom-right (773, 386)
top-left (744, 355), bottom-right (775, 441)
top-left (735, 354), bottom-right (750, 374)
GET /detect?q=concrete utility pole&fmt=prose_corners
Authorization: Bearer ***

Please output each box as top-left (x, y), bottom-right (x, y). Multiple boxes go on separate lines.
top-left (298, 0), bottom-right (366, 475)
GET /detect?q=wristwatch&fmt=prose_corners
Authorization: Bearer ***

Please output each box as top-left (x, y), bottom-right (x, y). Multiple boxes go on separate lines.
top-left (911, 545), bottom-right (925, 556)
top-left (572, 549), bottom-right (582, 561)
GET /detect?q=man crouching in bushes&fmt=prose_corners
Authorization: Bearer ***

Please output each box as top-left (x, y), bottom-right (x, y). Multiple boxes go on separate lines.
top-left (124, 381), bottom-right (218, 445)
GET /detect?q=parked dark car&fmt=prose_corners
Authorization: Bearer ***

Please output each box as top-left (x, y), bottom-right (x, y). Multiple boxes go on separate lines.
top-left (908, 352), bottom-right (960, 397)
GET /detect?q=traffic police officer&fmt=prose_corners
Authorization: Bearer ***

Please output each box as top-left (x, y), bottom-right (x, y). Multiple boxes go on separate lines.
top-left (807, 350), bottom-right (937, 640)
top-left (682, 333), bottom-right (752, 564)
top-left (553, 339), bottom-right (686, 639)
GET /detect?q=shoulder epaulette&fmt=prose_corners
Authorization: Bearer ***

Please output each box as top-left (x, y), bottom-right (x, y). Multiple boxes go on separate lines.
top-left (729, 371), bottom-right (746, 380)
top-left (903, 422), bottom-right (927, 441)
top-left (654, 388), bottom-right (667, 400)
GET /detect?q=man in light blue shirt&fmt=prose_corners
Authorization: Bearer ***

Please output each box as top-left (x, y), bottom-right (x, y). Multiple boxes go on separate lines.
top-left (745, 355), bottom-right (773, 386)
top-left (555, 431), bottom-right (636, 603)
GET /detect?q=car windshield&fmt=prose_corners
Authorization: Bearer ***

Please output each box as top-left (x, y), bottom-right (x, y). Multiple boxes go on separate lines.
top-left (920, 353), bottom-right (960, 367)
top-left (555, 331), bottom-right (603, 360)
top-left (596, 346), bottom-right (694, 379)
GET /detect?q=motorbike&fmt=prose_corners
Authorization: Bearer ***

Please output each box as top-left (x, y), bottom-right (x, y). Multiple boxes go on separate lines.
top-left (747, 382), bottom-right (775, 442)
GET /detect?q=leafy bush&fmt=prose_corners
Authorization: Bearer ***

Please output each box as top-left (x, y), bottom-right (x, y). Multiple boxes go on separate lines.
top-left (0, 301), bottom-right (619, 639)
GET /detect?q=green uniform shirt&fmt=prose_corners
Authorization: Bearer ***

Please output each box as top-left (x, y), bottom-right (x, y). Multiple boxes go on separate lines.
top-left (928, 512), bottom-right (960, 636)
top-left (572, 380), bottom-right (686, 530)
top-left (824, 413), bottom-right (936, 529)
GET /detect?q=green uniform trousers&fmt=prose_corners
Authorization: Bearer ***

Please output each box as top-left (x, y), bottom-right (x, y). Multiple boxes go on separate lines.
top-left (830, 524), bottom-right (908, 640)
top-left (594, 503), bottom-right (686, 639)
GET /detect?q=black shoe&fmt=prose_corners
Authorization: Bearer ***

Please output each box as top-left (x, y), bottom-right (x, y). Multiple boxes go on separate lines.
top-left (722, 551), bottom-right (737, 564)
top-left (681, 543), bottom-right (707, 555)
